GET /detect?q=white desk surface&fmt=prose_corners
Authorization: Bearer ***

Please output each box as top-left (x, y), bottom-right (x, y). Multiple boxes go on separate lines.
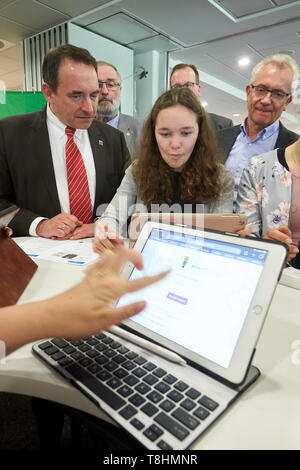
top-left (1, 239), bottom-right (300, 450)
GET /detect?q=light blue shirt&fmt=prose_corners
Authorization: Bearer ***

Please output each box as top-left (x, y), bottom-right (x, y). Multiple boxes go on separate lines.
top-left (107, 112), bottom-right (120, 129)
top-left (225, 118), bottom-right (280, 210)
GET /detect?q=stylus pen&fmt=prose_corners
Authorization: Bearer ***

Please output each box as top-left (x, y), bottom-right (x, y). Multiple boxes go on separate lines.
top-left (109, 325), bottom-right (187, 366)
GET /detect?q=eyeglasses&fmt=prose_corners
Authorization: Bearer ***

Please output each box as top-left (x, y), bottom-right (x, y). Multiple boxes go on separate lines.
top-left (171, 82), bottom-right (198, 89)
top-left (98, 80), bottom-right (121, 90)
top-left (250, 84), bottom-right (291, 101)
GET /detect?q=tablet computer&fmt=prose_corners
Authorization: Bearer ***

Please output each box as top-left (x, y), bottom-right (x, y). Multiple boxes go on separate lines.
top-left (120, 221), bottom-right (287, 385)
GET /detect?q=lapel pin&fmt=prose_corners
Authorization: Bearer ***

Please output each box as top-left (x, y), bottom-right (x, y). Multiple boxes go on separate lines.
top-left (98, 139), bottom-right (104, 146)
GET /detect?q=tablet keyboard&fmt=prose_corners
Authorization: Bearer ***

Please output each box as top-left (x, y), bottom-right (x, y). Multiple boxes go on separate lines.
top-left (33, 332), bottom-right (219, 450)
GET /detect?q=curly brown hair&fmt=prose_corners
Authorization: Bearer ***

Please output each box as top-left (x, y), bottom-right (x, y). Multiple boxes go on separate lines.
top-left (132, 88), bottom-right (223, 210)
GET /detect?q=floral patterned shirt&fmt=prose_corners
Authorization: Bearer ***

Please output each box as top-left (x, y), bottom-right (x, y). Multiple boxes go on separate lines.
top-left (236, 148), bottom-right (292, 237)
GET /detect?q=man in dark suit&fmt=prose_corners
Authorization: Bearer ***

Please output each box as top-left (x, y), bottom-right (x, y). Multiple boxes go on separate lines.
top-left (169, 63), bottom-right (233, 131)
top-left (217, 53), bottom-right (299, 208)
top-left (96, 61), bottom-right (143, 156)
top-left (0, 44), bottom-right (129, 238)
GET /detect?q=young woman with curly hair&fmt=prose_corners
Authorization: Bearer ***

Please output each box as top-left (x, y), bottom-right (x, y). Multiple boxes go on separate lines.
top-left (94, 87), bottom-right (234, 253)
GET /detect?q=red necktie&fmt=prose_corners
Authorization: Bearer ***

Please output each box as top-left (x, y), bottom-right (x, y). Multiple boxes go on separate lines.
top-left (65, 126), bottom-right (92, 224)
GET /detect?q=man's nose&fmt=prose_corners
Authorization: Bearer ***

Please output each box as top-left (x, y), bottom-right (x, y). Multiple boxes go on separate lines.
top-left (81, 97), bottom-right (94, 114)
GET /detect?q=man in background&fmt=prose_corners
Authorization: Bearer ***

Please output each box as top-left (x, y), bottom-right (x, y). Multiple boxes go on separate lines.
top-left (170, 63), bottom-right (233, 131)
top-left (97, 61), bottom-right (144, 156)
top-left (0, 44), bottom-right (129, 238)
top-left (217, 53), bottom-right (299, 208)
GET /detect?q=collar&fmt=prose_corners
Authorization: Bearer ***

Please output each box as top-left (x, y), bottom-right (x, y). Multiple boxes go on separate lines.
top-left (46, 104), bottom-right (85, 140)
top-left (107, 112), bottom-right (120, 129)
top-left (240, 118), bottom-right (280, 140)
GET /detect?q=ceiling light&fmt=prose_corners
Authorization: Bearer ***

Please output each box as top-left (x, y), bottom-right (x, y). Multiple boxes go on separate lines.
top-left (238, 57), bottom-right (250, 67)
top-left (202, 101), bottom-right (208, 108)
top-left (233, 113), bottom-right (240, 117)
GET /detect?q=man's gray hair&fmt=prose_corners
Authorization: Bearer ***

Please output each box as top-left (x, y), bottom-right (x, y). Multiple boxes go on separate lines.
top-left (96, 60), bottom-right (121, 83)
top-left (250, 54), bottom-right (299, 89)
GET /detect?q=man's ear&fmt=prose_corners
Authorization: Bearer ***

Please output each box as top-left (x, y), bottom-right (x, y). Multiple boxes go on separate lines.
top-left (283, 95), bottom-right (293, 111)
top-left (42, 82), bottom-right (54, 103)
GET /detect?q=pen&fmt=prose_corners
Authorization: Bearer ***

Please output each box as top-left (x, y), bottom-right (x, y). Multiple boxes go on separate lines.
top-left (109, 325), bottom-right (187, 366)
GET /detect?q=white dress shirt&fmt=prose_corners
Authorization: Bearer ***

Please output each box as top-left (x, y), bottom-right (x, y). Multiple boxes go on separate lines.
top-left (29, 105), bottom-right (96, 235)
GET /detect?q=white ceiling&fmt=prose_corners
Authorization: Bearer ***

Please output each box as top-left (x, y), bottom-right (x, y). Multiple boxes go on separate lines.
top-left (0, 0), bottom-right (300, 129)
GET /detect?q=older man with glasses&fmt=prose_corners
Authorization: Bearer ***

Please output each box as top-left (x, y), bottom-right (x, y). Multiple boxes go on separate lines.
top-left (217, 53), bottom-right (299, 210)
top-left (169, 63), bottom-right (233, 131)
top-left (96, 61), bottom-right (144, 156)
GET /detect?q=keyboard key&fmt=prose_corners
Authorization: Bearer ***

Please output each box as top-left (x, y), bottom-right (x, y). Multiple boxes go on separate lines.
top-left (113, 355), bottom-right (127, 364)
top-left (45, 346), bottom-right (59, 356)
top-left (123, 361), bottom-right (136, 371)
top-left (135, 383), bottom-right (150, 395)
top-left (95, 356), bottom-right (109, 365)
top-left (186, 388), bottom-right (201, 399)
top-left (149, 424), bottom-right (164, 438)
top-left (133, 367), bottom-right (147, 378)
top-left (95, 333), bottom-right (106, 340)
top-left (172, 407), bottom-right (200, 430)
top-left (129, 393), bottom-right (146, 407)
top-left (102, 337), bottom-right (113, 344)
top-left (159, 399), bottom-right (175, 412)
top-left (198, 395), bottom-right (219, 411)
top-left (114, 368), bottom-right (128, 379)
top-left (70, 339), bottom-right (83, 347)
top-left (86, 338), bottom-right (99, 346)
top-left (118, 346), bottom-right (129, 354)
top-left (95, 343), bottom-right (108, 352)
top-left (87, 364), bottom-right (102, 374)
top-left (70, 351), bottom-right (84, 361)
top-left (143, 362), bottom-right (156, 371)
top-left (167, 390), bottom-right (184, 403)
top-left (51, 351), bottom-right (66, 361)
top-left (141, 403), bottom-right (159, 417)
top-left (147, 390), bottom-right (163, 404)
top-left (174, 381), bottom-right (189, 392)
top-left (65, 363), bottom-right (125, 410)
top-left (58, 357), bottom-right (74, 367)
top-left (104, 349), bottom-right (117, 358)
top-left (78, 344), bottom-right (91, 353)
top-left (130, 418), bottom-right (145, 430)
top-left (51, 338), bottom-right (68, 349)
top-left (126, 351), bottom-right (138, 360)
top-left (193, 406), bottom-right (209, 420)
top-left (155, 382), bottom-right (171, 394)
top-left (106, 377), bottom-right (122, 389)
top-left (97, 370), bottom-right (112, 381)
top-left (157, 440), bottom-right (173, 450)
top-left (134, 356), bottom-right (147, 365)
top-left (38, 341), bottom-right (52, 350)
top-left (119, 405), bottom-right (137, 420)
top-left (78, 357), bottom-right (93, 367)
top-left (163, 374), bottom-right (177, 385)
top-left (154, 412), bottom-right (189, 441)
top-left (153, 368), bottom-right (166, 378)
top-left (64, 345), bottom-right (76, 354)
top-left (181, 398), bottom-right (196, 411)
top-left (110, 341), bottom-right (121, 349)
top-left (143, 374), bottom-right (158, 386)
top-left (104, 361), bottom-right (118, 372)
top-left (117, 385), bottom-right (134, 398)
top-left (124, 375), bottom-right (139, 386)
top-left (143, 428), bottom-right (159, 442)
top-left (86, 350), bottom-right (99, 359)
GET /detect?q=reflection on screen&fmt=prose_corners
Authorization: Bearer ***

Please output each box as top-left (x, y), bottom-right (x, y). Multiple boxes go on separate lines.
top-left (118, 229), bottom-right (268, 368)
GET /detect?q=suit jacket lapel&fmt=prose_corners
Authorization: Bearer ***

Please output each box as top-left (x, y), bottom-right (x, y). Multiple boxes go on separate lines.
top-left (30, 107), bottom-right (61, 214)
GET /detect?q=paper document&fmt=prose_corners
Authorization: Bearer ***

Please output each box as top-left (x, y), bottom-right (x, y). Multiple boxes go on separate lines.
top-left (16, 238), bottom-right (99, 265)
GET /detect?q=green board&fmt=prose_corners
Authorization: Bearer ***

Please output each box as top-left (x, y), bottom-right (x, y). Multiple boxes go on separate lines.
top-left (0, 91), bottom-right (46, 118)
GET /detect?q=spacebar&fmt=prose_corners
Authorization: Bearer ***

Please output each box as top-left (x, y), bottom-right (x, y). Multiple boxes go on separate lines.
top-left (65, 363), bottom-right (126, 410)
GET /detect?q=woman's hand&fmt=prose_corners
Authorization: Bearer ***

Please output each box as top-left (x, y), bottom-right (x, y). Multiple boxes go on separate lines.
top-left (264, 225), bottom-right (299, 262)
top-left (93, 221), bottom-right (124, 254)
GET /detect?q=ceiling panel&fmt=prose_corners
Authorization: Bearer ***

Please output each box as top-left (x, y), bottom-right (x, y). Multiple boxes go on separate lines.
top-left (0, 0), bottom-right (69, 30)
top-left (37, 0), bottom-right (111, 17)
